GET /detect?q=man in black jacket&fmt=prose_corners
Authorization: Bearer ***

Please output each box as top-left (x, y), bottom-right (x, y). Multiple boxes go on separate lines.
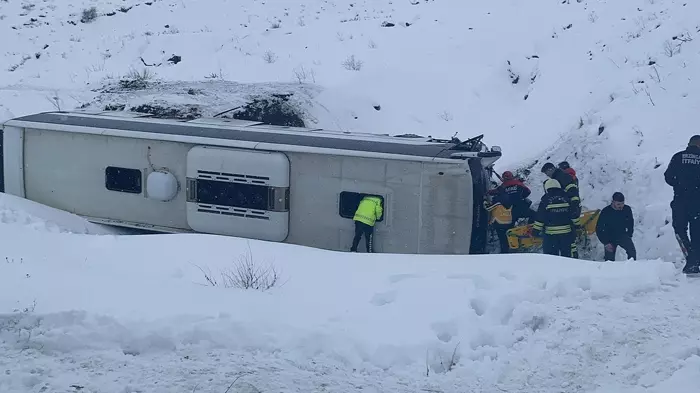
top-left (532, 179), bottom-right (578, 258)
top-left (596, 192), bottom-right (636, 261)
top-left (665, 135), bottom-right (700, 273)
top-left (541, 162), bottom-right (581, 226)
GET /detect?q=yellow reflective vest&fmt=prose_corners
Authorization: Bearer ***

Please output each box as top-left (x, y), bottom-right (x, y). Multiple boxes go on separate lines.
top-left (484, 201), bottom-right (513, 226)
top-left (353, 196), bottom-right (383, 226)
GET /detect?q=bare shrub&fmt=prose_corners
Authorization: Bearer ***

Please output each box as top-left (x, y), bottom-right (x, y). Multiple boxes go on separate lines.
top-left (293, 65), bottom-right (316, 83)
top-left (588, 11), bottom-right (598, 23)
top-left (197, 243), bottom-right (282, 291)
top-left (644, 88), bottom-right (655, 106)
top-left (119, 68), bottom-right (155, 89)
top-left (45, 91), bottom-right (63, 110)
top-left (81, 7), bottom-right (98, 23)
top-left (663, 40), bottom-right (680, 57)
top-left (426, 342), bottom-right (461, 374)
top-left (263, 50), bottom-right (277, 63)
top-left (649, 65), bottom-right (661, 83)
top-left (342, 55), bottom-right (363, 71)
top-left (0, 300), bottom-right (44, 351)
top-left (439, 111), bottom-right (453, 121)
top-left (205, 69), bottom-right (224, 79)
top-left (442, 342), bottom-right (460, 372)
top-left (368, 39), bottom-right (377, 49)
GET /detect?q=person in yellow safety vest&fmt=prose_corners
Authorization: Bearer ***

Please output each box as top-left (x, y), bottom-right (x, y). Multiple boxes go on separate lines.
top-left (350, 195), bottom-right (384, 253)
top-left (483, 191), bottom-right (514, 253)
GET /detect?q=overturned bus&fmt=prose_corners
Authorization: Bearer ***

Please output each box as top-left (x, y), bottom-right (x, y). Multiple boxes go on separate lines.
top-left (0, 110), bottom-right (502, 254)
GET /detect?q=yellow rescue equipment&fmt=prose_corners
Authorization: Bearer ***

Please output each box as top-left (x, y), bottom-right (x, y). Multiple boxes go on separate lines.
top-left (506, 209), bottom-right (601, 251)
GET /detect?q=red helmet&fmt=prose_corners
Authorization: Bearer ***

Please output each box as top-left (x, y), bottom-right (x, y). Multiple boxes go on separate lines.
top-left (502, 171), bottom-right (514, 180)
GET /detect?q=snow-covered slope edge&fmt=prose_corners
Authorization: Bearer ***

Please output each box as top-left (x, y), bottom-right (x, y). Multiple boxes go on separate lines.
top-left (0, 193), bottom-right (124, 234)
top-left (521, 1), bottom-right (700, 263)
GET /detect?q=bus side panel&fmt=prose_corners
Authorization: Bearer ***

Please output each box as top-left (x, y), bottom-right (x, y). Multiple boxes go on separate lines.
top-left (419, 162), bottom-right (473, 255)
top-left (1, 126), bottom-right (24, 197)
top-left (22, 128), bottom-right (191, 230)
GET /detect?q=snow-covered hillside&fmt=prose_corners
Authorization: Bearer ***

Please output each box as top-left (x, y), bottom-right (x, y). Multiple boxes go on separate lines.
top-left (2, 0), bottom-right (698, 261)
top-left (2, 0), bottom-right (700, 391)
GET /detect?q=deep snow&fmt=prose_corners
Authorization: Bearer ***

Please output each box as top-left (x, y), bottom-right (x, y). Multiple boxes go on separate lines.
top-left (1, 217), bottom-right (699, 393)
top-left (2, 0), bottom-right (700, 391)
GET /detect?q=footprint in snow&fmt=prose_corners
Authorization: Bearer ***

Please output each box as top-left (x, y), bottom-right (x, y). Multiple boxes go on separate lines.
top-left (470, 297), bottom-right (488, 316)
top-left (431, 320), bottom-right (459, 343)
top-left (370, 290), bottom-right (397, 306)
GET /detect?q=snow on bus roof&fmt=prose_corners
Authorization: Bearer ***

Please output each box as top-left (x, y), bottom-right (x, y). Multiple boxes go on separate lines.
top-left (5, 111), bottom-right (495, 161)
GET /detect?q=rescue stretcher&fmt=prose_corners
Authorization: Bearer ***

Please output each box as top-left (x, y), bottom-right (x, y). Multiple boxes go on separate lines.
top-left (506, 209), bottom-right (601, 251)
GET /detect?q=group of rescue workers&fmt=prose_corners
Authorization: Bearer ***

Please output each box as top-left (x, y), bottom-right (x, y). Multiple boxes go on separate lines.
top-left (483, 134), bottom-right (700, 273)
top-left (347, 135), bottom-right (700, 274)
top-left (483, 161), bottom-right (636, 261)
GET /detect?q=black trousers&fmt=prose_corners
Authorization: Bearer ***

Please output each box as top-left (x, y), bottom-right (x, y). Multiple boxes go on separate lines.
top-left (603, 236), bottom-right (637, 261)
top-left (493, 223), bottom-right (514, 253)
top-left (543, 233), bottom-right (577, 258)
top-left (351, 221), bottom-right (374, 252)
top-left (671, 199), bottom-right (700, 270)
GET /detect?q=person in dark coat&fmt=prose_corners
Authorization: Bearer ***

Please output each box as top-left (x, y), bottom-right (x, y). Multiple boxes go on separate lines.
top-left (489, 171), bottom-right (536, 223)
top-left (664, 135), bottom-right (700, 273)
top-left (558, 161), bottom-right (579, 188)
top-left (541, 162), bottom-right (581, 226)
top-left (532, 179), bottom-right (578, 258)
top-left (596, 192), bottom-right (636, 261)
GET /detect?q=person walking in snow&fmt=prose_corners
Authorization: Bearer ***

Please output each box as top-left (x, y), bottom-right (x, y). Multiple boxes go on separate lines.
top-left (595, 192), bottom-right (636, 261)
top-left (490, 171), bottom-right (536, 224)
top-left (558, 161), bottom-right (579, 188)
top-left (350, 195), bottom-right (384, 253)
top-left (664, 135), bottom-right (700, 273)
top-left (483, 190), bottom-right (514, 253)
top-left (531, 179), bottom-right (578, 258)
top-left (541, 162), bottom-right (581, 227)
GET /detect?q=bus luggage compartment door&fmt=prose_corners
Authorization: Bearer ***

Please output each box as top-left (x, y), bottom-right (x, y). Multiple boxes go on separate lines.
top-left (185, 146), bottom-right (290, 242)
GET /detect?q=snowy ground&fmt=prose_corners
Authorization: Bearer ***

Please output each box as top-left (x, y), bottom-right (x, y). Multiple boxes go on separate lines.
top-left (2, 0), bottom-right (700, 391)
top-left (1, 212), bottom-right (699, 392)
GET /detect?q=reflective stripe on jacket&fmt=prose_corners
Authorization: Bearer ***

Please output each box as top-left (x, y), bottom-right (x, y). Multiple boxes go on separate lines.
top-left (545, 169), bottom-right (582, 225)
top-left (353, 196), bottom-right (383, 226)
top-left (532, 192), bottom-right (576, 236)
top-left (484, 201), bottom-right (513, 225)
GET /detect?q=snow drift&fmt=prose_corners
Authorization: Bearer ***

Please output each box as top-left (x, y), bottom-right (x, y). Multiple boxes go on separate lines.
top-left (0, 226), bottom-right (695, 392)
